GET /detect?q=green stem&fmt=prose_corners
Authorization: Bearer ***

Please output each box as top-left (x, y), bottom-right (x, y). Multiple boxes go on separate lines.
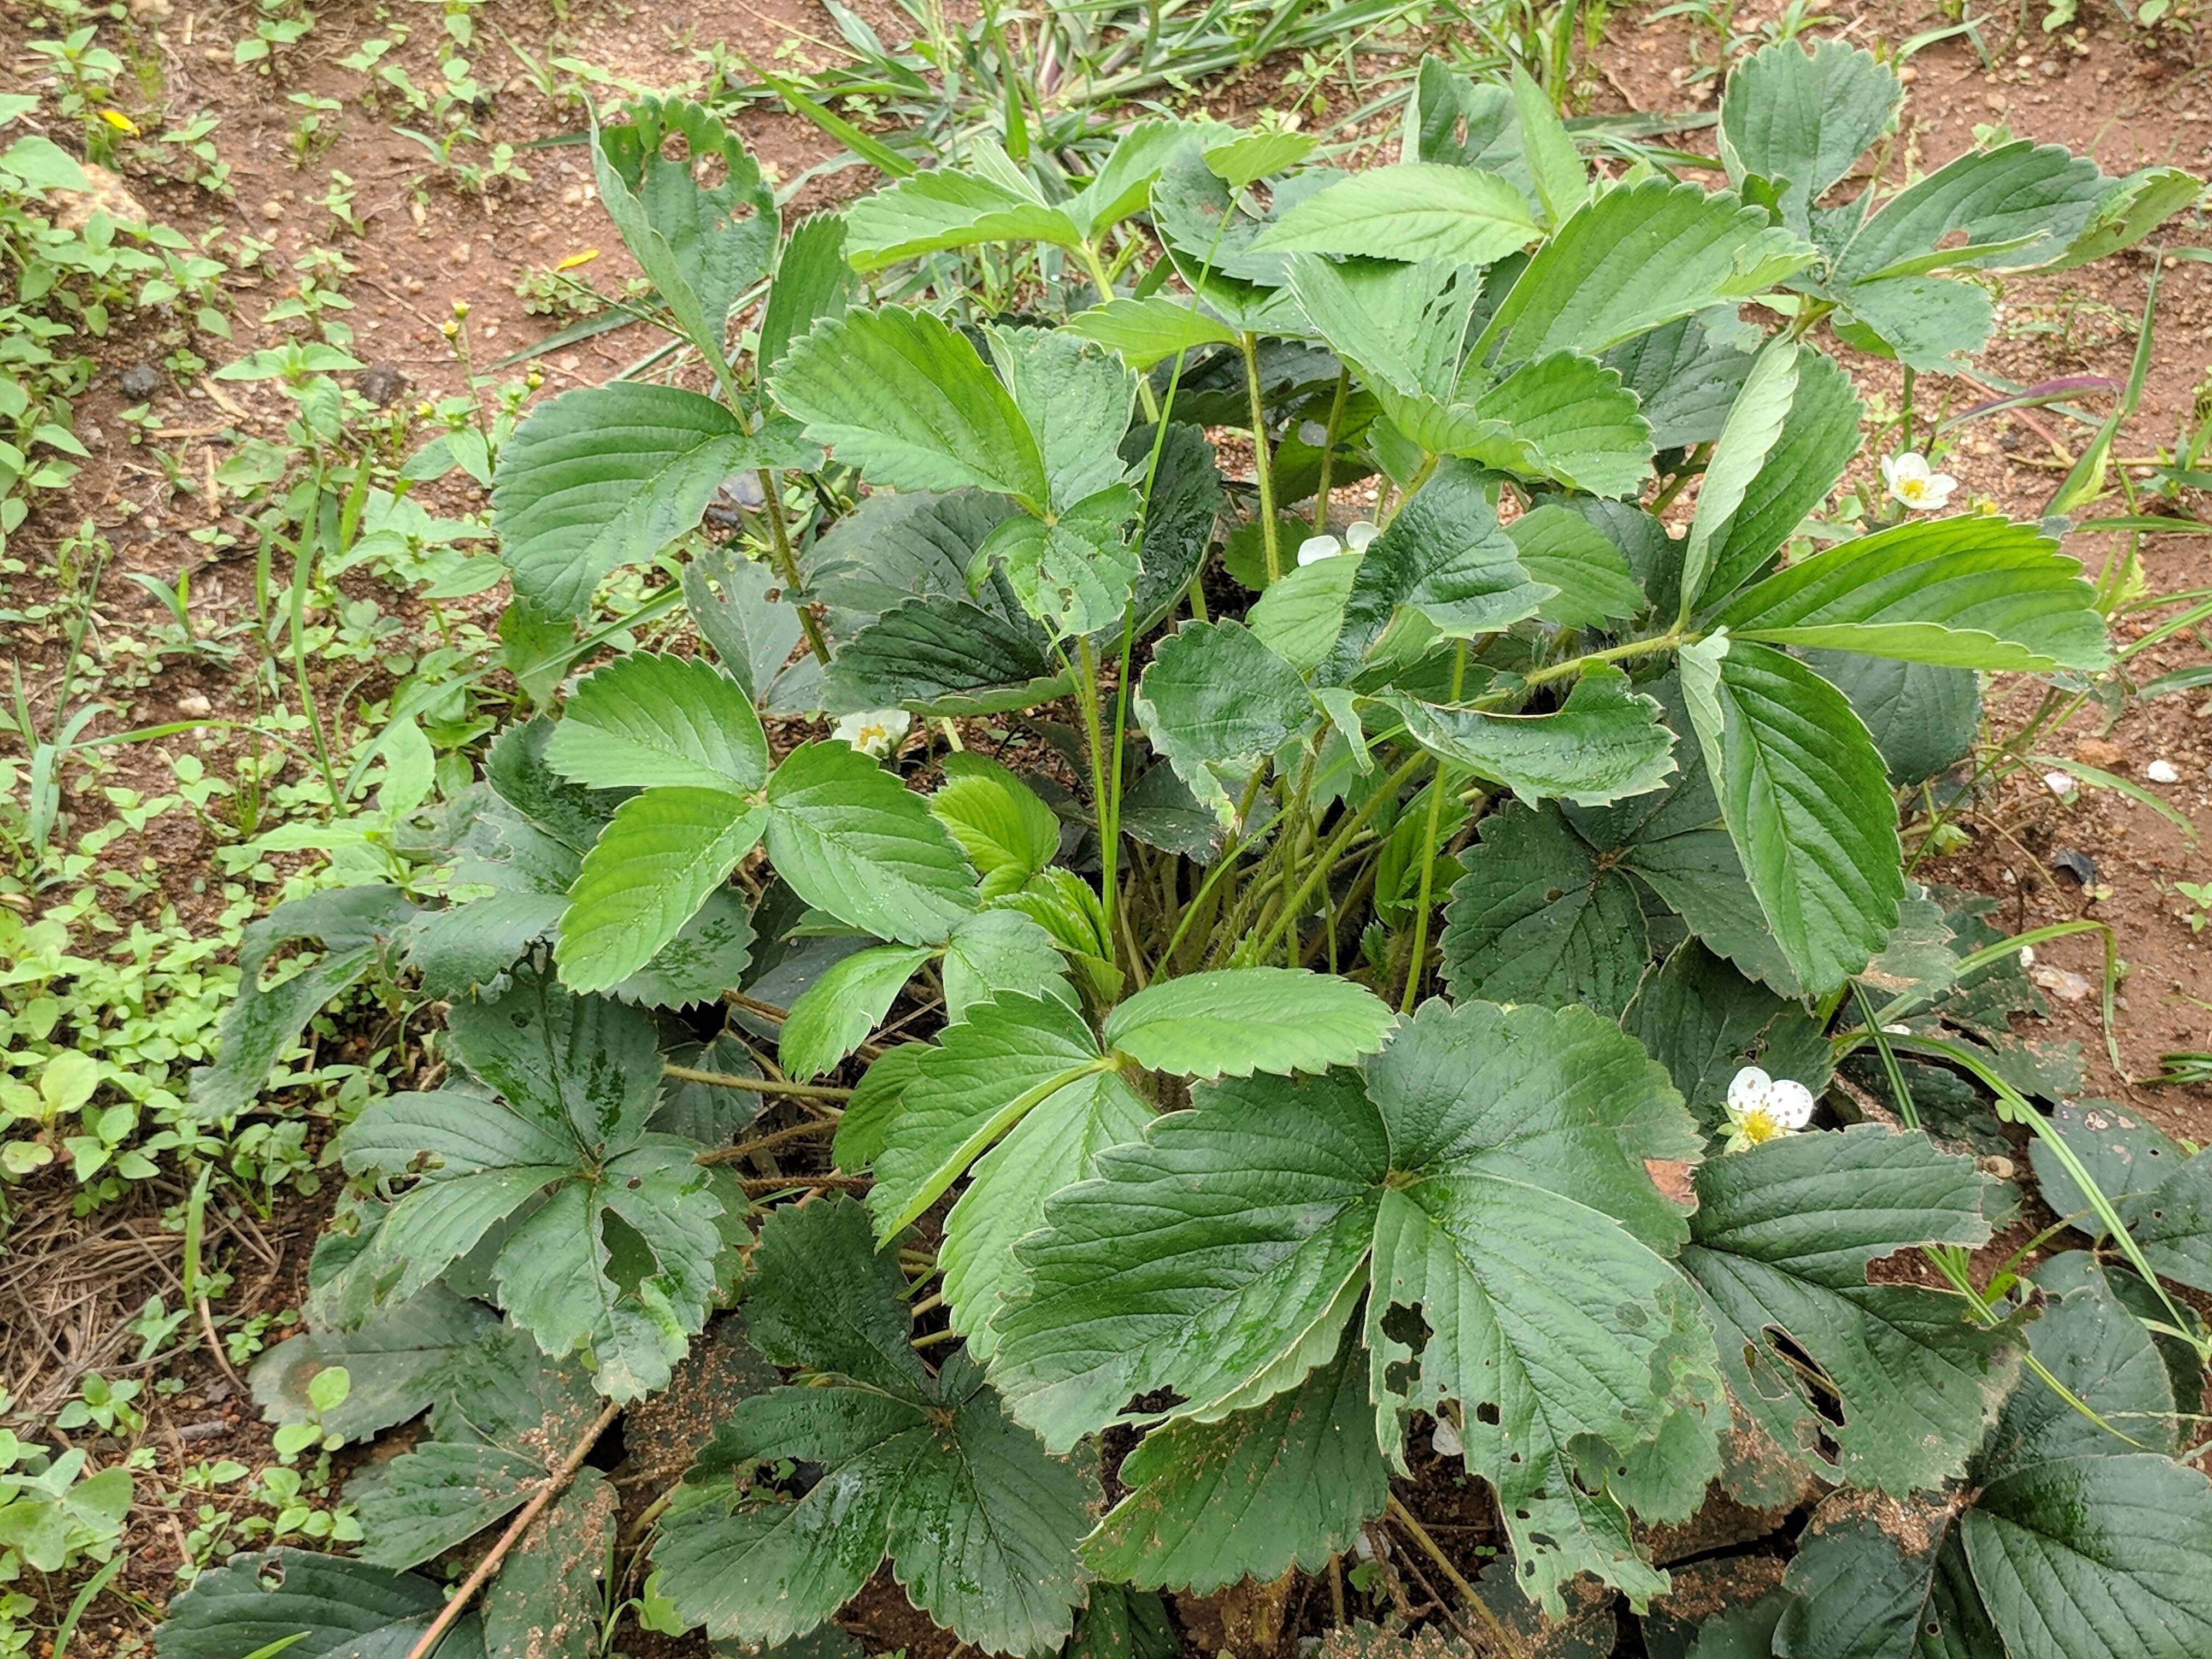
top-left (1250, 750), bottom-right (1431, 963)
top-left (1398, 643), bottom-right (1468, 1011)
top-left (760, 469), bottom-right (832, 664)
top-left (1310, 368), bottom-right (1349, 537)
top-left (1073, 634), bottom-right (1119, 960)
top-left (1239, 331), bottom-right (1282, 583)
top-left (1079, 240), bottom-right (1160, 423)
top-left (1517, 628), bottom-right (1686, 691)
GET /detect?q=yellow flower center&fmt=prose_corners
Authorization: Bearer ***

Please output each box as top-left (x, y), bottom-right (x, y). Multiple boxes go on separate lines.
top-left (1735, 1107), bottom-right (1786, 1145)
top-left (1897, 478), bottom-right (1928, 503)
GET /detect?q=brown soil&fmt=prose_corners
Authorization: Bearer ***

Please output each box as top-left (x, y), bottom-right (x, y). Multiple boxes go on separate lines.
top-left (4, 0), bottom-right (2211, 1656)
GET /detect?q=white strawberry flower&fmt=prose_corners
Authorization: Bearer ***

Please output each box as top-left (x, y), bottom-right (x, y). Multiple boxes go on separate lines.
top-left (1722, 1064), bottom-right (1819, 1152)
top-left (1296, 519), bottom-right (1381, 567)
top-left (832, 709), bottom-right (911, 758)
top-left (1880, 450), bottom-right (1958, 512)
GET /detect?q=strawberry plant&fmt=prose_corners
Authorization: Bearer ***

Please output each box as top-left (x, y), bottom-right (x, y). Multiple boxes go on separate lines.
top-left (163, 39), bottom-right (2212, 1659)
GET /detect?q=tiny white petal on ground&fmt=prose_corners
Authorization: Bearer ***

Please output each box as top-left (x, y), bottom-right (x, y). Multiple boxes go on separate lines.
top-left (2146, 759), bottom-right (2180, 784)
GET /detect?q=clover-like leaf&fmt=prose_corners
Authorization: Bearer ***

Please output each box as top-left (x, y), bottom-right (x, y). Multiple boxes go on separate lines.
top-left (1084, 1332), bottom-right (1390, 1593)
top-left (991, 999), bottom-right (1710, 1612)
top-left (336, 970), bottom-right (742, 1400)
top-left (652, 1199), bottom-right (1096, 1657)
top-left (1679, 1124), bottom-right (2025, 1494)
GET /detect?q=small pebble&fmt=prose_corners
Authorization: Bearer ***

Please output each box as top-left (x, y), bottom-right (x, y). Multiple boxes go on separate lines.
top-left (178, 693), bottom-right (213, 717)
top-left (2146, 759), bottom-right (2180, 784)
top-left (260, 198), bottom-right (285, 221)
top-left (119, 363), bottom-right (160, 400)
top-left (2031, 964), bottom-right (2093, 1003)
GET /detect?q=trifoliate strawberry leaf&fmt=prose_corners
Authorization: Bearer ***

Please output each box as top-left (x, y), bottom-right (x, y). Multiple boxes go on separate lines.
top-left (1678, 1125), bottom-right (2023, 1495)
top-left (546, 652), bottom-right (769, 796)
top-left (154, 1550), bottom-right (487, 1659)
top-left (763, 741), bottom-right (978, 945)
top-left (770, 308), bottom-right (1050, 511)
top-left (480, 1467), bottom-right (616, 1659)
top-left (1100, 967), bottom-right (1397, 1081)
top-left (1376, 664), bottom-right (1678, 809)
top-left (928, 755), bottom-right (1061, 902)
top-left (1134, 618), bottom-right (1314, 828)
top-left (490, 385), bottom-right (811, 620)
top-left (652, 1199), bottom-right (1096, 1657)
top-left (1083, 1332), bottom-right (1389, 1593)
top-left (1719, 515), bottom-right (2108, 673)
top-left (1253, 163), bottom-right (1542, 266)
top-left (1439, 802), bottom-right (1649, 1016)
top-left (1316, 461), bottom-right (1550, 684)
top-left (1478, 179), bottom-right (1816, 361)
top-left (337, 970), bottom-right (742, 1399)
top-left (991, 999), bottom-right (1709, 1612)
top-left (1681, 634), bottom-right (1904, 996)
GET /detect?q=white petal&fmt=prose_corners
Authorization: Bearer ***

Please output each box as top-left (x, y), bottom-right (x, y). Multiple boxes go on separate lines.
top-left (1889, 451), bottom-right (1932, 482)
top-left (2042, 770), bottom-right (2076, 797)
top-left (1296, 533), bottom-right (1343, 567)
top-left (1429, 1416), bottom-right (1463, 1460)
top-left (1766, 1079), bottom-right (1816, 1128)
top-left (2147, 759), bottom-right (2180, 784)
top-left (1727, 1066), bottom-right (1772, 1113)
top-left (1344, 519), bottom-right (1381, 552)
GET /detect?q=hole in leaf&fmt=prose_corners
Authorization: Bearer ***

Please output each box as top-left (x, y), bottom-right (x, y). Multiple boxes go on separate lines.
top-left (1474, 1401), bottom-right (1501, 1426)
top-left (601, 1207), bottom-right (658, 1296)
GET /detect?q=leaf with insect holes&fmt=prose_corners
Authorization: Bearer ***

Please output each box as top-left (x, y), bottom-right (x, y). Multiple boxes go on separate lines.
top-left (1084, 1332), bottom-right (1390, 1593)
top-left (491, 385), bottom-right (816, 620)
top-left (591, 97), bottom-right (777, 369)
top-left (652, 1199), bottom-right (1096, 1657)
top-left (1717, 40), bottom-right (1903, 232)
top-left (334, 969), bottom-right (742, 1401)
top-left (1777, 1257), bottom-right (2212, 1659)
top-left (154, 1550), bottom-right (490, 1659)
top-left (772, 308), bottom-right (1050, 510)
top-left (1678, 1125), bottom-right (2025, 1495)
top-left (2028, 1101), bottom-right (2212, 1298)
top-left (989, 999), bottom-right (1710, 1614)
